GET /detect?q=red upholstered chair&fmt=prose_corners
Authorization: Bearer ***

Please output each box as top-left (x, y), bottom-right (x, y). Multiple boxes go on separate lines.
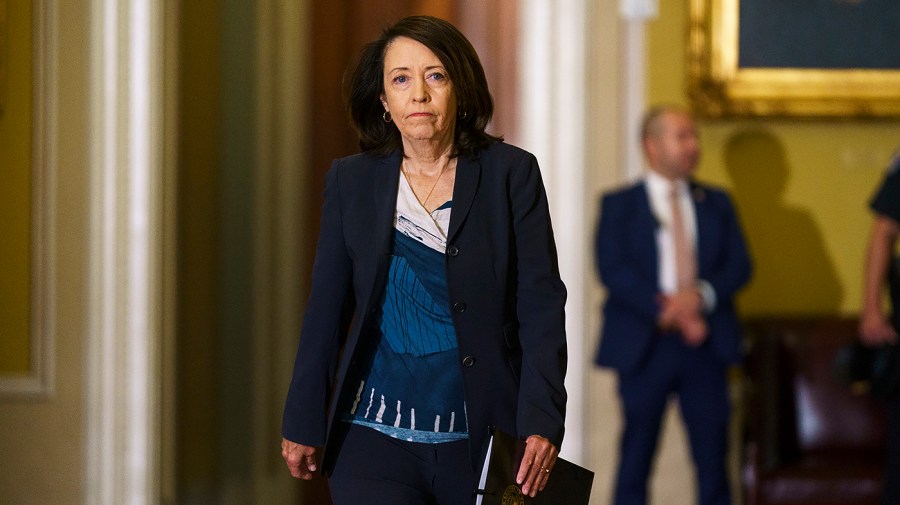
top-left (741, 317), bottom-right (887, 505)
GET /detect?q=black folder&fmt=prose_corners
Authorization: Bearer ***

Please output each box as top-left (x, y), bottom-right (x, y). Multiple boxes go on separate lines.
top-left (474, 428), bottom-right (594, 505)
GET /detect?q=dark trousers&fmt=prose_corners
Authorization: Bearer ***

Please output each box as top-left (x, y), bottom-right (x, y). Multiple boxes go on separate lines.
top-left (886, 393), bottom-right (900, 505)
top-left (328, 423), bottom-right (476, 505)
top-left (613, 335), bottom-right (732, 505)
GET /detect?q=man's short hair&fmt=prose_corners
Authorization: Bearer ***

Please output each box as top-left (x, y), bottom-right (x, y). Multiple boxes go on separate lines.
top-left (641, 104), bottom-right (689, 141)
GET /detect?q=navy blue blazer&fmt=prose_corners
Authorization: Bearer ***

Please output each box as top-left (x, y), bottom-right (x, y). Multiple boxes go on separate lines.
top-left (282, 141), bottom-right (567, 472)
top-left (594, 180), bottom-right (752, 373)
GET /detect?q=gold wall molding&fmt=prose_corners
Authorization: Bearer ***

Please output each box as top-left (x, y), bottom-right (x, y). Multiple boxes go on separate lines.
top-left (1, 0), bottom-right (6, 111)
top-left (0, 0), bottom-right (56, 398)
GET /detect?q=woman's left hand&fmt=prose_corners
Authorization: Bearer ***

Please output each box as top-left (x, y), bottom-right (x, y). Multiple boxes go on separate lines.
top-left (515, 434), bottom-right (559, 497)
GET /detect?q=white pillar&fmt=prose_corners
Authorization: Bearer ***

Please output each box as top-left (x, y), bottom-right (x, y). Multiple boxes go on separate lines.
top-left (619, 0), bottom-right (657, 180)
top-left (85, 0), bottom-right (166, 503)
top-left (519, 0), bottom-right (589, 465)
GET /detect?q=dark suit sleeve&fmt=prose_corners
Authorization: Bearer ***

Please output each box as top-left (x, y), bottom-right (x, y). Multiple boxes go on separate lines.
top-left (509, 152), bottom-right (568, 448)
top-left (702, 193), bottom-right (752, 304)
top-left (871, 164), bottom-right (900, 222)
top-left (282, 162), bottom-right (355, 446)
top-left (595, 194), bottom-right (660, 322)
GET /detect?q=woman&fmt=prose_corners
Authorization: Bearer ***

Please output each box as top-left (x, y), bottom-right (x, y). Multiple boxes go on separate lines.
top-left (281, 16), bottom-right (567, 504)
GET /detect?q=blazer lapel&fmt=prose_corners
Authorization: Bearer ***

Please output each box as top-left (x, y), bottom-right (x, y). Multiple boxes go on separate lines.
top-left (447, 153), bottom-right (481, 242)
top-left (371, 151), bottom-right (402, 257)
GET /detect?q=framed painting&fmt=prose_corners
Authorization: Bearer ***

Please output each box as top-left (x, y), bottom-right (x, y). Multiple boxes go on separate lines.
top-left (688, 0), bottom-right (900, 118)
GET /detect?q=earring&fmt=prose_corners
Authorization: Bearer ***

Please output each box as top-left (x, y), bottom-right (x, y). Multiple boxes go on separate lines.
top-left (383, 111), bottom-right (392, 123)
top-left (459, 111), bottom-right (468, 119)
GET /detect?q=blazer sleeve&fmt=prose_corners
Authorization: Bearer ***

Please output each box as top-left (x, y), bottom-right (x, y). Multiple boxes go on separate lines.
top-left (508, 152), bottom-right (568, 448)
top-left (702, 192), bottom-right (752, 305)
top-left (282, 162), bottom-right (355, 446)
top-left (595, 193), bottom-right (660, 322)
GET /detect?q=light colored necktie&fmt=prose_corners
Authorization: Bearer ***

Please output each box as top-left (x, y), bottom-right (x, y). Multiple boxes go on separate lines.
top-left (670, 184), bottom-right (696, 290)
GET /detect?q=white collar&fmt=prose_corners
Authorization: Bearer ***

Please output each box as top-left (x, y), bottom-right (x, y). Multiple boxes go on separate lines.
top-left (644, 169), bottom-right (688, 198)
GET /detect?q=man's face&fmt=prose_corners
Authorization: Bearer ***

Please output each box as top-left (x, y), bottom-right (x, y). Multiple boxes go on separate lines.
top-left (645, 111), bottom-right (700, 180)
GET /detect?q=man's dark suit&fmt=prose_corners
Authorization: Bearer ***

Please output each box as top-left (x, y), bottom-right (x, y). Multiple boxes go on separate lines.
top-left (594, 180), bottom-right (751, 505)
top-left (282, 142), bottom-right (568, 474)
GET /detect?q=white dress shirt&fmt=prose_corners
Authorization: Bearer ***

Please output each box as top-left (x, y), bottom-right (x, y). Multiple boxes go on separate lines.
top-left (644, 170), bottom-right (717, 311)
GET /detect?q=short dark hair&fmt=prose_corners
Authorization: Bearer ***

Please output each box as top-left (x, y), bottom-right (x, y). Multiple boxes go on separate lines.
top-left (641, 104), bottom-right (690, 141)
top-left (344, 15), bottom-right (502, 157)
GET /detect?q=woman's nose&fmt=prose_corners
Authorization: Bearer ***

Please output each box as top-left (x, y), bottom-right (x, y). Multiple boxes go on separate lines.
top-left (412, 78), bottom-right (429, 102)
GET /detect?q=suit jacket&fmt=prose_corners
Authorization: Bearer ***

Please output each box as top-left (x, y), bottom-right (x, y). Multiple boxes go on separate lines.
top-left (282, 141), bottom-right (568, 472)
top-left (594, 180), bottom-right (752, 373)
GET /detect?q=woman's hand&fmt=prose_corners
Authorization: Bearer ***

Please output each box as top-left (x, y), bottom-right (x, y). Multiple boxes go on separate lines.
top-left (281, 438), bottom-right (320, 480)
top-left (515, 435), bottom-right (559, 497)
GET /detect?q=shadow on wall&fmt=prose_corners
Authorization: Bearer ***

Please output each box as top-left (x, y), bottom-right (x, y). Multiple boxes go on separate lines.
top-left (724, 129), bottom-right (843, 315)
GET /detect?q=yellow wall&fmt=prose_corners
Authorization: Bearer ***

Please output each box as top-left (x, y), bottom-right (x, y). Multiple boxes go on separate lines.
top-left (649, 1), bottom-right (900, 316)
top-left (0, 0), bottom-right (33, 372)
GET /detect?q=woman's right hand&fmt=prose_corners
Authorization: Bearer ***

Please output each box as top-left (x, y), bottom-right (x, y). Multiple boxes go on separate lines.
top-left (281, 438), bottom-right (320, 480)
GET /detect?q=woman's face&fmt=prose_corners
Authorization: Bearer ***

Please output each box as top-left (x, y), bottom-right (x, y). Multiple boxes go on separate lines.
top-left (381, 36), bottom-right (457, 146)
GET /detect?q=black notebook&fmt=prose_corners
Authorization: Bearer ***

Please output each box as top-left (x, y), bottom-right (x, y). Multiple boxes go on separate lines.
top-left (474, 428), bottom-right (594, 505)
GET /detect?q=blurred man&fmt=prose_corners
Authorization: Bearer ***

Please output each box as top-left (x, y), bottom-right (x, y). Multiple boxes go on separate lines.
top-left (594, 105), bottom-right (752, 505)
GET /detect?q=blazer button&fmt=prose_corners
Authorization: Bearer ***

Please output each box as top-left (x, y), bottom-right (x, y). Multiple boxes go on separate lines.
top-left (453, 302), bottom-right (467, 313)
top-left (447, 245), bottom-right (459, 257)
top-left (462, 355), bottom-right (476, 367)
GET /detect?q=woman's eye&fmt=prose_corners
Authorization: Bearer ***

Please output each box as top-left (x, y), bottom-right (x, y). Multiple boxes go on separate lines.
top-left (393, 75), bottom-right (408, 84)
top-left (429, 72), bottom-right (446, 81)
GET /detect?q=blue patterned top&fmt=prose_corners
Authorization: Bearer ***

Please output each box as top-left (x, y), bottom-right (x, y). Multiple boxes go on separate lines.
top-left (341, 172), bottom-right (468, 443)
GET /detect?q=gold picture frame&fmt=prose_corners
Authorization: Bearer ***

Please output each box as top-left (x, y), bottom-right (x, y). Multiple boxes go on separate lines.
top-left (688, 0), bottom-right (900, 118)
